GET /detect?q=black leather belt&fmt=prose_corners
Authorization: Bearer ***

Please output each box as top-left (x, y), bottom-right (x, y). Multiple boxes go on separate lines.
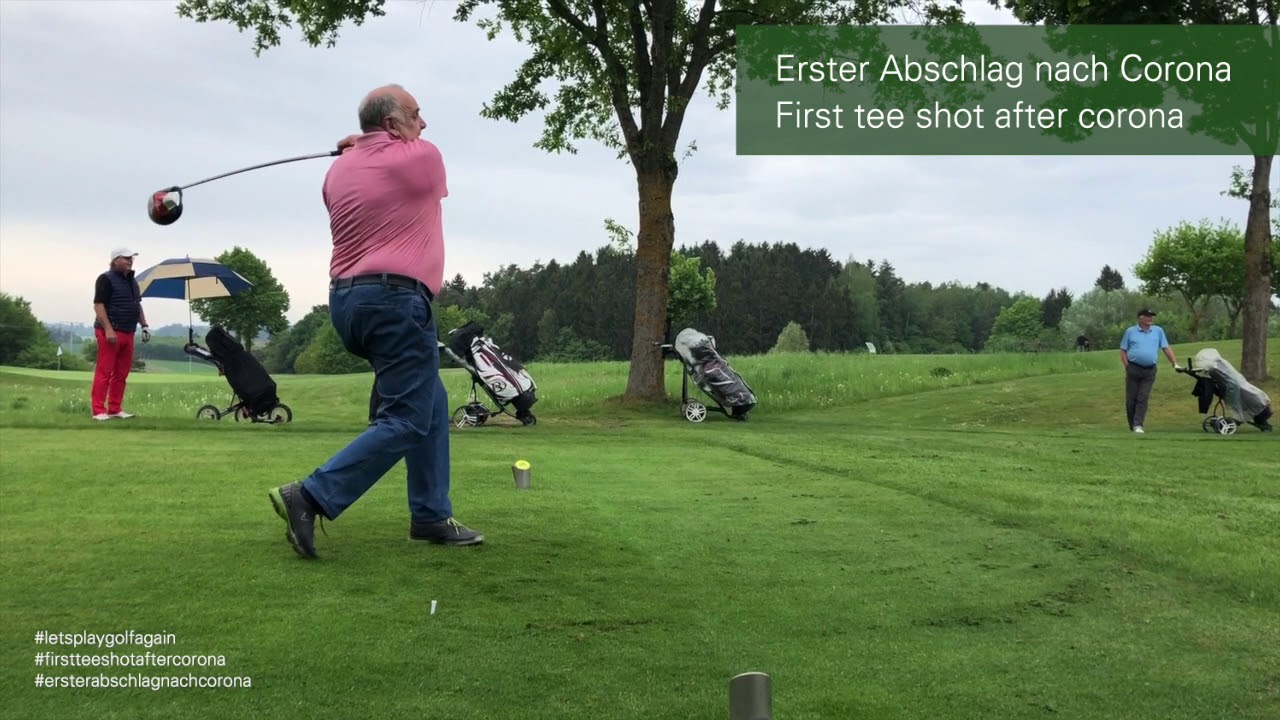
top-left (330, 273), bottom-right (434, 301)
top-left (1130, 363), bottom-right (1155, 369)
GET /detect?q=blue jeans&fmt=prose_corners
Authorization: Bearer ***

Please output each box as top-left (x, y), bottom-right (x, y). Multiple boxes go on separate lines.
top-left (301, 283), bottom-right (452, 525)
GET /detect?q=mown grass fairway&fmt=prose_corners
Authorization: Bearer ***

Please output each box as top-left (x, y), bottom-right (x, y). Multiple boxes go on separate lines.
top-left (1, 341), bottom-right (1276, 719)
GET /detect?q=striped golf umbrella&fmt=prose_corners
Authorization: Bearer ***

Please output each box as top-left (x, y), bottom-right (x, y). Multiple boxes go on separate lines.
top-left (136, 257), bottom-right (254, 300)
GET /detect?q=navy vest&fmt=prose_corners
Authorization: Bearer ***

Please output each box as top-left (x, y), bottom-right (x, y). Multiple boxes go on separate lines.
top-left (98, 270), bottom-right (141, 332)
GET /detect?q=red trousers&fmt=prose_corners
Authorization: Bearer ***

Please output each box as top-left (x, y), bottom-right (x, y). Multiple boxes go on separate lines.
top-left (92, 328), bottom-right (135, 415)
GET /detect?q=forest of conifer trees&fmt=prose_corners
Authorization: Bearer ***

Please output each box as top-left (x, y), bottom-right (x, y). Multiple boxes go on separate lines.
top-left (431, 240), bottom-right (1077, 361)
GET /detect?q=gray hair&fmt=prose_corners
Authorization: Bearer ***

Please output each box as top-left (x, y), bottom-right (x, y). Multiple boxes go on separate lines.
top-left (358, 84), bottom-right (405, 132)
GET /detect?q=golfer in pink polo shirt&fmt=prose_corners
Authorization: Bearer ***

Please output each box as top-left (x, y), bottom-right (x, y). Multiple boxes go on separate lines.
top-left (268, 83), bottom-right (482, 558)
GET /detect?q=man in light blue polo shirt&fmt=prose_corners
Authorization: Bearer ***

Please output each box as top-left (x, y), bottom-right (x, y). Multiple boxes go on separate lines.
top-left (1119, 308), bottom-right (1180, 433)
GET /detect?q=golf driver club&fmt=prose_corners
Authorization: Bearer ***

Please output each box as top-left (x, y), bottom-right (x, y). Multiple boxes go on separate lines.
top-left (148, 150), bottom-right (341, 226)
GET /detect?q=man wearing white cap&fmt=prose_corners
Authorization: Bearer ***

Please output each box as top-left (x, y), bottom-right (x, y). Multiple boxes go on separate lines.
top-left (91, 248), bottom-right (150, 420)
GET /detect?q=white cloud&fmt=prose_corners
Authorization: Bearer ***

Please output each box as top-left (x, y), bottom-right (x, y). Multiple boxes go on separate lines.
top-left (0, 0), bottom-right (1272, 330)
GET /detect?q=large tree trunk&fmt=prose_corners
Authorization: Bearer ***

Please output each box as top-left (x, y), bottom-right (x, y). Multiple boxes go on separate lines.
top-left (1240, 154), bottom-right (1274, 382)
top-left (624, 163), bottom-right (677, 400)
top-left (1186, 302), bottom-right (1202, 343)
top-left (1227, 304), bottom-right (1241, 339)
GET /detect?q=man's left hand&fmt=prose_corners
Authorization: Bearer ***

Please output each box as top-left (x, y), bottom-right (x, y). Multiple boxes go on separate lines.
top-left (336, 134), bottom-right (361, 154)
top-left (141, 327), bottom-right (151, 343)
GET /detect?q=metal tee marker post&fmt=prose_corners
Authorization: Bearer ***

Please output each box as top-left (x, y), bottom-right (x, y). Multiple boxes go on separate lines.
top-left (729, 672), bottom-right (772, 720)
top-left (512, 459), bottom-right (531, 489)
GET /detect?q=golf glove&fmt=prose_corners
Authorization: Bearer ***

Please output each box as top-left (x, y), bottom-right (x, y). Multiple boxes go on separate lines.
top-left (141, 327), bottom-right (151, 344)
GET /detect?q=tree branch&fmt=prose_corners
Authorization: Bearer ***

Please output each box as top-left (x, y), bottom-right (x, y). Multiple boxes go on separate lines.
top-left (545, 0), bottom-right (642, 151)
top-left (592, 0), bottom-right (645, 151)
top-left (704, 35), bottom-right (736, 65)
top-left (544, 0), bottom-right (595, 40)
top-left (661, 0), bottom-right (720, 149)
top-left (666, 46), bottom-right (682, 117)
top-left (628, 0), bottom-right (653, 115)
top-left (642, 0), bottom-right (676, 138)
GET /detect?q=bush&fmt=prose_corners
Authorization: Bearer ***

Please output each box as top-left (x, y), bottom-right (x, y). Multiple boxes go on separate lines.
top-left (987, 297), bottom-right (1045, 349)
top-left (294, 325), bottom-right (371, 374)
top-left (538, 327), bottom-right (612, 363)
top-left (14, 341), bottom-right (90, 371)
top-left (770, 321), bottom-right (811, 353)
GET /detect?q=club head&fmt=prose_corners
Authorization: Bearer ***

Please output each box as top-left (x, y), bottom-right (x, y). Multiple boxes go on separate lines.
top-left (148, 187), bottom-right (183, 226)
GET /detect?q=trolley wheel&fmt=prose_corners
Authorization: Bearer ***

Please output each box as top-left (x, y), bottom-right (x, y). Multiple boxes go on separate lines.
top-left (451, 406), bottom-right (478, 429)
top-left (683, 400), bottom-right (707, 423)
top-left (462, 403), bottom-right (490, 426)
top-left (1202, 417), bottom-right (1217, 433)
top-left (196, 404), bottom-right (221, 420)
top-left (1216, 417), bottom-right (1238, 435)
top-left (266, 404), bottom-right (292, 424)
top-left (519, 414), bottom-right (537, 426)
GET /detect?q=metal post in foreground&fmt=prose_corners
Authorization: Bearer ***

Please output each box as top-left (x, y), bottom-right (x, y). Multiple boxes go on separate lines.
top-left (512, 459), bottom-right (531, 489)
top-left (729, 671), bottom-right (772, 720)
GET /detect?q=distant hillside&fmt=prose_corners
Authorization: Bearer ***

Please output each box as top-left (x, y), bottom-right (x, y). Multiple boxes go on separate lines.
top-left (41, 322), bottom-right (272, 341)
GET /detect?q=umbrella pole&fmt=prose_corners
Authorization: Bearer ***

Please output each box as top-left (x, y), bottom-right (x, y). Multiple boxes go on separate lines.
top-left (187, 279), bottom-right (194, 373)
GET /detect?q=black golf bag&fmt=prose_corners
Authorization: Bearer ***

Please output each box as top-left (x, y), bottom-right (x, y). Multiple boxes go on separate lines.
top-left (666, 327), bottom-right (757, 422)
top-left (1177, 348), bottom-right (1272, 434)
top-left (205, 327), bottom-right (279, 416)
top-left (443, 321), bottom-right (538, 426)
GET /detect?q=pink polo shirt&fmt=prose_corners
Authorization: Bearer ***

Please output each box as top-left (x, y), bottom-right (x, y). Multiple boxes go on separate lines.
top-left (323, 131), bottom-right (448, 295)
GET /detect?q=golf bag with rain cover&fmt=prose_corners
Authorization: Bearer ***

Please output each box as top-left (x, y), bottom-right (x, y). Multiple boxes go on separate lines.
top-left (444, 321), bottom-right (538, 427)
top-left (667, 327), bottom-right (757, 422)
top-left (1177, 348), bottom-right (1272, 434)
top-left (206, 326), bottom-right (281, 417)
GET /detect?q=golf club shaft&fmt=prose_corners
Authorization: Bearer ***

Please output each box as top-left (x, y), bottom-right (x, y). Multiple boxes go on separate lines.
top-left (178, 150), bottom-right (341, 191)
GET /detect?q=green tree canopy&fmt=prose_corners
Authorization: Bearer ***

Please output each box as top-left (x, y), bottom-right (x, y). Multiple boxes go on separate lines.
top-left (1060, 287), bottom-right (1165, 348)
top-left (294, 324), bottom-right (370, 375)
top-left (1132, 219), bottom-right (1245, 342)
top-left (262, 304), bottom-right (331, 374)
top-left (1040, 287), bottom-right (1073, 329)
top-left (985, 296), bottom-right (1045, 352)
top-left (666, 252), bottom-right (717, 333)
top-left (840, 260), bottom-right (881, 346)
top-left (0, 293), bottom-right (46, 366)
top-left (1094, 265), bottom-right (1125, 292)
top-left (189, 246), bottom-right (290, 353)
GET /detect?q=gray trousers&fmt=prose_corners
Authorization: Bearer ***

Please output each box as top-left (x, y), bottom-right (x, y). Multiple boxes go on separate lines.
top-left (1125, 363), bottom-right (1157, 429)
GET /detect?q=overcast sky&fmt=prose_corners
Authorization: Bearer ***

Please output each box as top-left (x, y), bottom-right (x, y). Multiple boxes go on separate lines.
top-left (1, 0), bottom-right (1271, 329)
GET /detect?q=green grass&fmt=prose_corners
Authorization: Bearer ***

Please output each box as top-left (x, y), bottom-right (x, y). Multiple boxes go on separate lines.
top-left (1, 340), bottom-right (1276, 719)
top-left (136, 359), bottom-right (220, 375)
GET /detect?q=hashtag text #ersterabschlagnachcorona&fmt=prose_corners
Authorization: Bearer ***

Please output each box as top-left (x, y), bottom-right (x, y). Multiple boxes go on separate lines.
top-left (34, 673), bottom-right (251, 690)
